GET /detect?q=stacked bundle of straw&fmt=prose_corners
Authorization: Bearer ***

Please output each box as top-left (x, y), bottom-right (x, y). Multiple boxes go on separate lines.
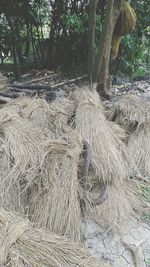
top-left (71, 87), bottom-right (141, 232)
top-left (0, 95), bottom-right (85, 242)
top-left (108, 93), bottom-right (150, 133)
top-left (0, 209), bottom-right (110, 267)
top-left (29, 135), bottom-right (83, 242)
top-left (0, 104), bottom-right (47, 214)
top-left (128, 124), bottom-right (150, 178)
top-left (73, 86), bottom-right (129, 183)
top-left (0, 86), bottom-right (146, 249)
top-left (108, 93), bottom-right (150, 178)
top-left (21, 96), bottom-right (74, 138)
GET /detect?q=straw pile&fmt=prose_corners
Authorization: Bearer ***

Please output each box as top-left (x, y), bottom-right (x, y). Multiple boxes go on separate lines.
top-left (29, 135), bottom-right (83, 242)
top-left (0, 96), bottom-right (84, 241)
top-left (73, 86), bottom-right (129, 183)
top-left (0, 85), bottom-right (147, 247)
top-left (84, 181), bottom-right (139, 233)
top-left (128, 124), bottom-right (150, 178)
top-left (72, 86), bottom-right (141, 232)
top-left (22, 97), bottom-right (73, 137)
top-left (0, 105), bottom-right (45, 208)
top-left (108, 93), bottom-right (150, 178)
top-left (0, 209), bottom-right (110, 267)
top-left (108, 93), bottom-right (150, 133)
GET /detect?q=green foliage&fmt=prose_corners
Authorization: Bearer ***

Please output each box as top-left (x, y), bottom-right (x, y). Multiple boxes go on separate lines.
top-left (139, 183), bottom-right (150, 223)
top-left (115, 0), bottom-right (150, 78)
top-left (116, 33), bottom-right (149, 78)
top-left (61, 13), bottom-right (87, 34)
top-left (0, 0), bottom-right (149, 78)
top-left (145, 258), bottom-right (150, 266)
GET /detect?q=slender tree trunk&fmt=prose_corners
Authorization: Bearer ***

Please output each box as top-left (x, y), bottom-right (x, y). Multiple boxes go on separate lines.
top-left (93, 0), bottom-right (115, 84)
top-left (24, 24), bottom-right (30, 58)
top-left (6, 17), bottom-right (20, 80)
top-left (91, 0), bottom-right (124, 98)
top-left (0, 53), bottom-right (4, 71)
top-left (36, 25), bottom-right (45, 66)
top-left (87, 0), bottom-right (98, 81)
top-left (12, 43), bottom-right (20, 81)
top-left (31, 25), bottom-right (37, 66)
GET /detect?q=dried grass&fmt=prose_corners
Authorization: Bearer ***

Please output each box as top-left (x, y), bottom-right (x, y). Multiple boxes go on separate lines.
top-left (128, 124), bottom-right (150, 178)
top-left (0, 209), bottom-right (111, 267)
top-left (72, 87), bottom-right (142, 232)
top-left (29, 135), bottom-right (83, 242)
top-left (109, 121), bottom-right (138, 176)
top-left (21, 96), bottom-right (74, 138)
top-left (84, 180), bottom-right (141, 233)
top-left (73, 86), bottom-right (128, 183)
top-left (0, 97), bottom-right (84, 241)
top-left (0, 100), bottom-right (48, 214)
top-left (108, 93), bottom-right (150, 133)
top-left (0, 90), bottom-right (146, 238)
top-left (8, 96), bottom-right (73, 136)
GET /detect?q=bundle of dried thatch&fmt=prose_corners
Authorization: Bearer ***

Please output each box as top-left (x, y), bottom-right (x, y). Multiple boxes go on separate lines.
top-left (108, 93), bottom-right (150, 133)
top-left (20, 96), bottom-right (74, 138)
top-left (0, 96), bottom-right (83, 241)
top-left (0, 101), bottom-right (48, 214)
top-left (84, 181), bottom-right (140, 233)
top-left (72, 87), bottom-right (142, 232)
top-left (73, 86), bottom-right (128, 183)
top-left (128, 124), bottom-right (150, 178)
top-left (29, 135), bottom-right (83, 242)
top-left (48, 97), bottom-right (75, 138)
top-left (109, 121), bottom-right (138, 176)
top-left (0, 209), bottom-right (110, 267)
top-left (0, 90), bottom-right (144, 238)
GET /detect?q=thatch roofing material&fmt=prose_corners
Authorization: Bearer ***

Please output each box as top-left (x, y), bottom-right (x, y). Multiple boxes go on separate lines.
top-left (74, 87), bottom-right (128, 183)
top-left (0, 209), bottom-right (110, 267)
top-left (0, 87), bottom-right (148, 240)
top-left (108, 93), bottom-right (150, 132)
top-left (128, 125), bottom-right (150, 178)
top-left (72, 87), bottom-right (143, 232)
top-left (29, 136), bottom-right (83, 242)
top-left (108, 93), bottom-right (150, 178)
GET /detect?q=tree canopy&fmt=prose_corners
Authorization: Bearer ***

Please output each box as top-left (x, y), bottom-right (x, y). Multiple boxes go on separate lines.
top-left (0, 0), bottom-right (149, 84)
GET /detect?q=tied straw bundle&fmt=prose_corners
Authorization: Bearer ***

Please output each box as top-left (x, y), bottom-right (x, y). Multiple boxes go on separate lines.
top-left (0, 209), bottom-right (111, 267)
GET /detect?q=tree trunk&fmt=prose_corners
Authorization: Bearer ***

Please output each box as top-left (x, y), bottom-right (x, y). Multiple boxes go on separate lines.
top-left (6, 17), bottom-right (20, 80)
top-left (87, 0), bottom-right (98, 81)
top-left (12, 43), bottom-right (21, 81)
top-left (31, 24), bottom-right (37, 67)
top-left (24, 24), bottom-right (30, 58)
top-left (93, 0), bottom-right (123, 98)
top-left (93, 0), bottom-right (114, 82)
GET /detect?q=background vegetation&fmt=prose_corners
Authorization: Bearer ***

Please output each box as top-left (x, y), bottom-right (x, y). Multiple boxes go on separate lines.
top-left (0, 0), bottom-right (149, 80)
